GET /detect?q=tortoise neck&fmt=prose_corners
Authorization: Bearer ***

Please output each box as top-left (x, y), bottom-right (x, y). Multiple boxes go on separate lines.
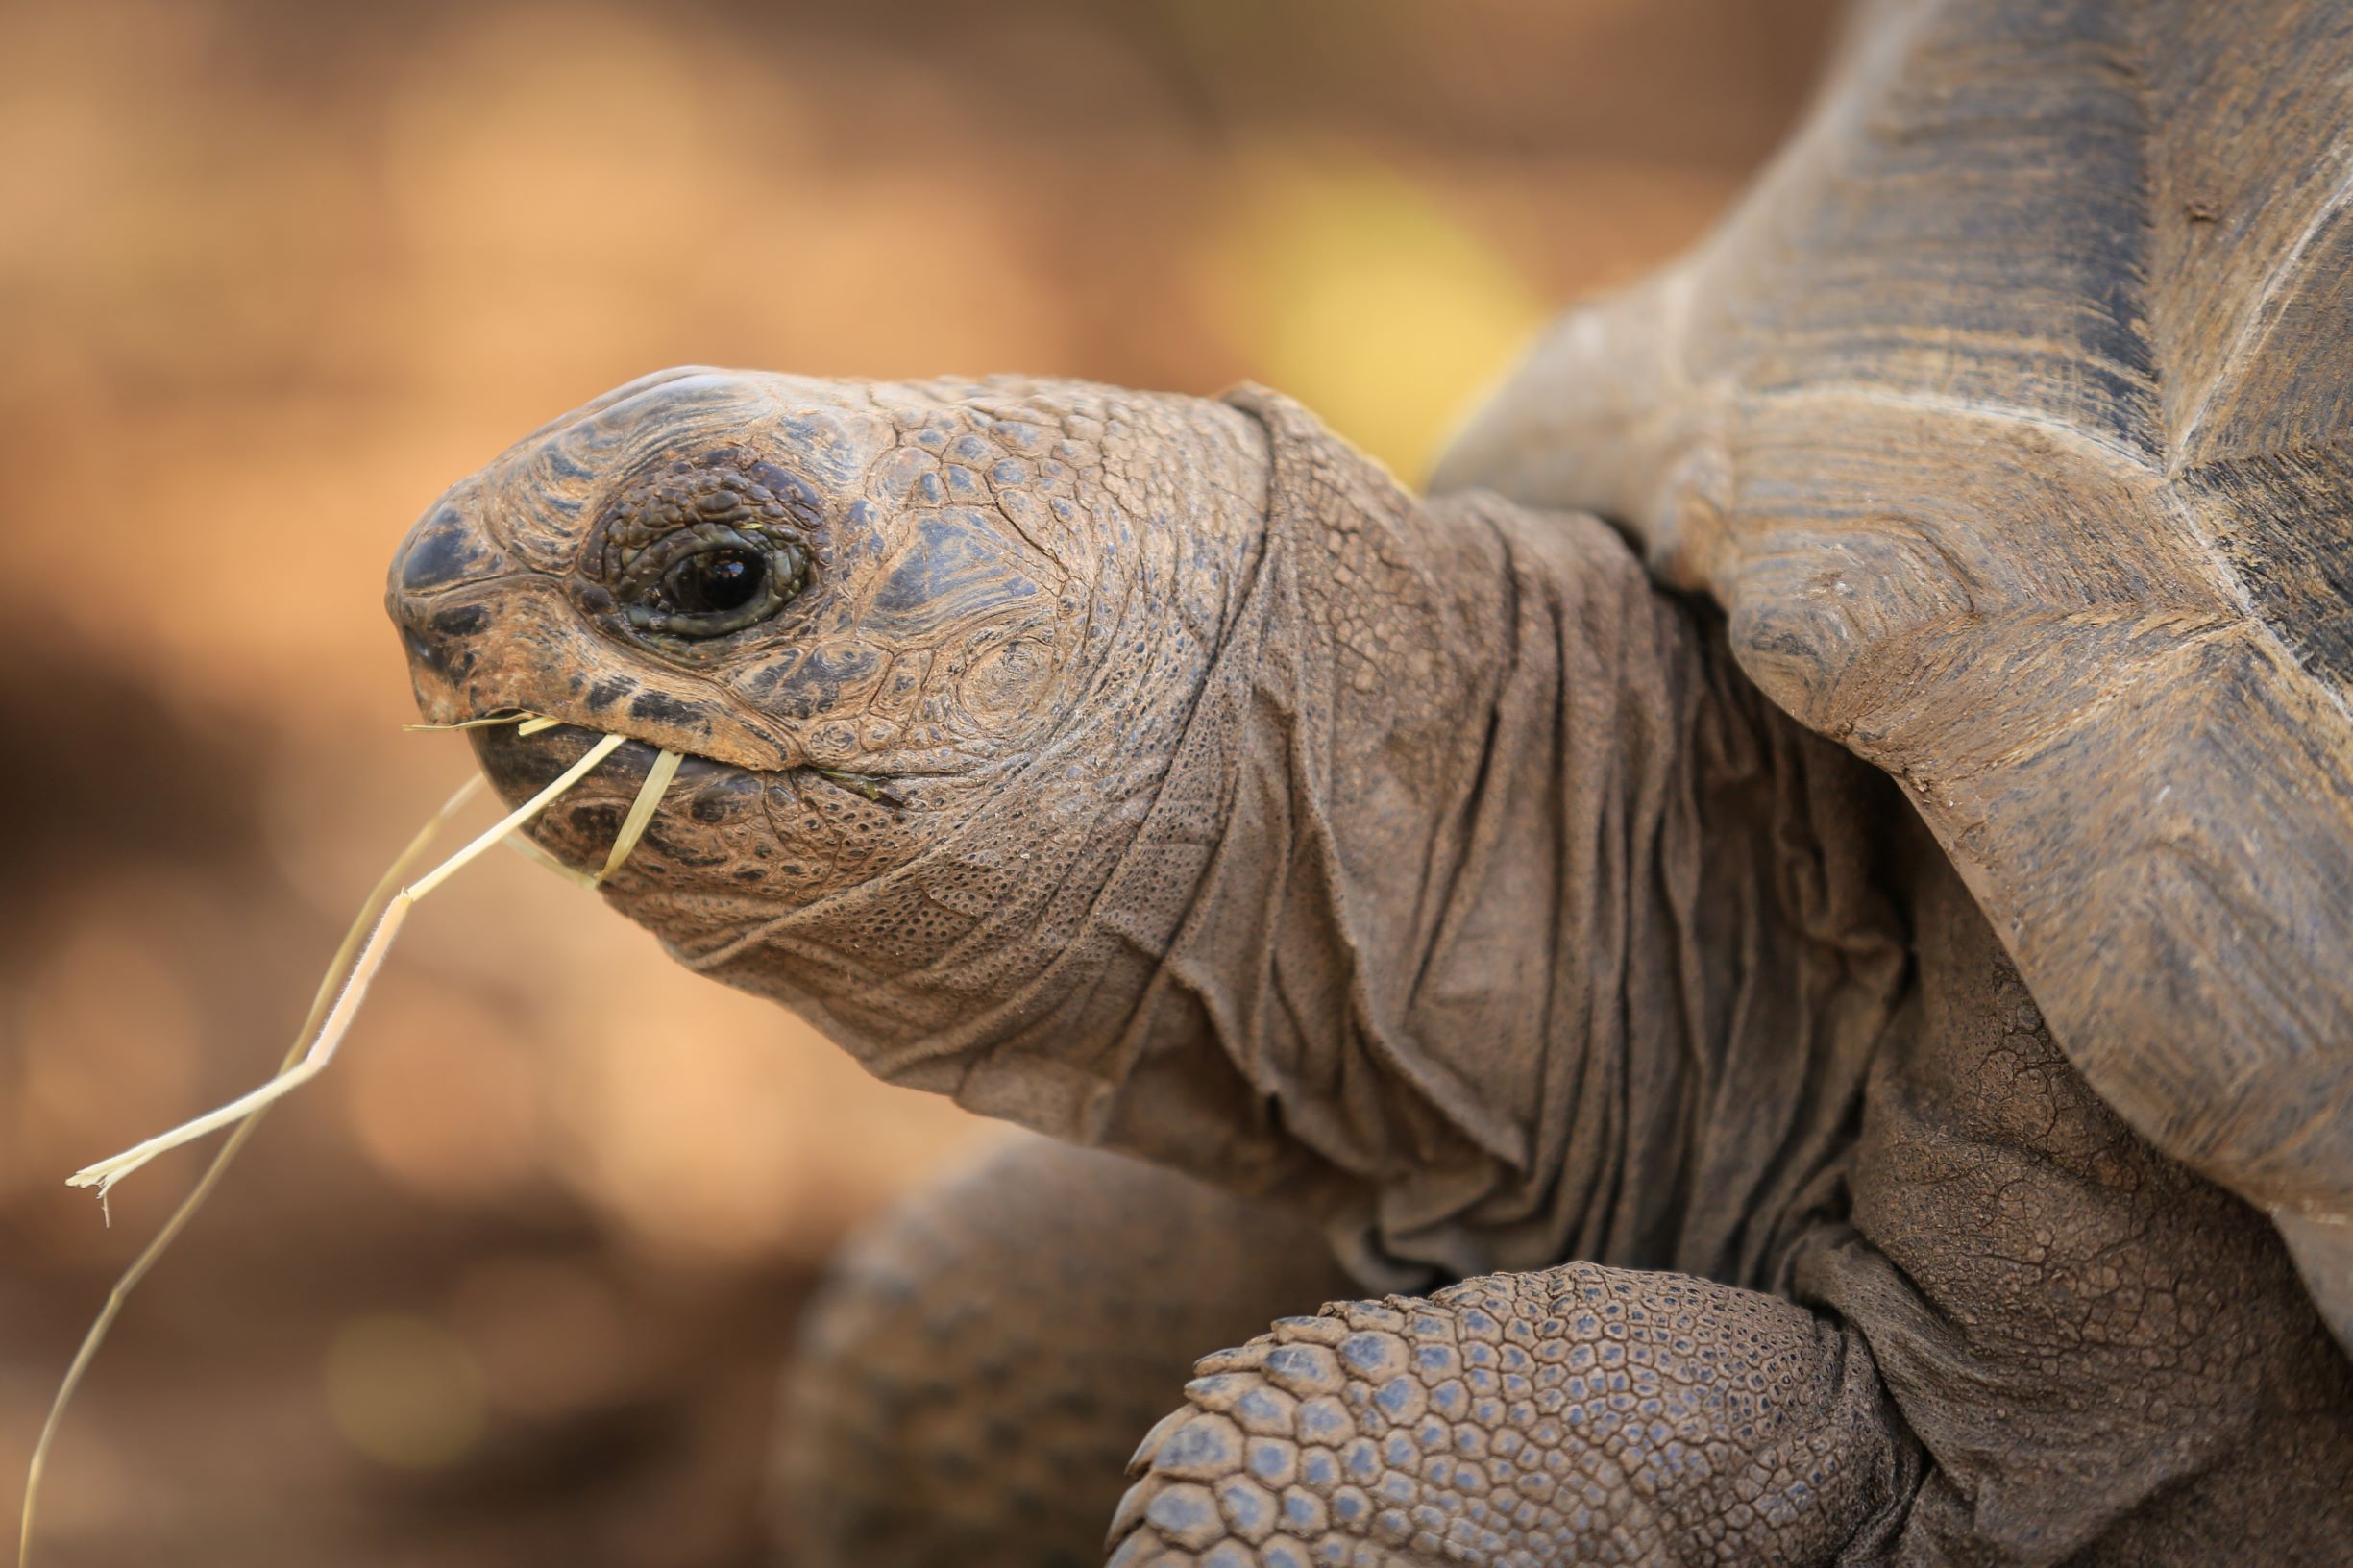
top-left (1075, 390), bottom-right (1911, 1289)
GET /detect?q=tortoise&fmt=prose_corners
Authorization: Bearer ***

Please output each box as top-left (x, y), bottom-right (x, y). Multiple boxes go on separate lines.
top-left (382, 0), bottom-right (2353, 1561)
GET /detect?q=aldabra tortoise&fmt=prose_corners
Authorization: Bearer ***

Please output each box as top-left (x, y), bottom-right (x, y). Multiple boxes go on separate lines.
top-left (383, 0), bottom-right (2353, 1561)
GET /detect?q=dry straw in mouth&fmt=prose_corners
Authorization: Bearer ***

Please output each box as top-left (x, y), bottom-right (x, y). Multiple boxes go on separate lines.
top-left (20, 714), bottom-right (683, 1568)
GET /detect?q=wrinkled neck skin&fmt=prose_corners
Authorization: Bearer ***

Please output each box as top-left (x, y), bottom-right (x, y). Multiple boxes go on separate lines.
top-left (662, 388), bottom-right (1909, 1292)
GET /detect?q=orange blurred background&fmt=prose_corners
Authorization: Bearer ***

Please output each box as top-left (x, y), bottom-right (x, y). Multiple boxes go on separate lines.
top-left (0, 3), bottom-right (1833, 1561)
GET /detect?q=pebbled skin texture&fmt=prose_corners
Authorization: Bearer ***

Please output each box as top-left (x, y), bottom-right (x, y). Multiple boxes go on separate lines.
top-left (388, 372), bottom-right (2353, 1563)
top-left (773, 1137), bottom-right (1355, 1568)
top-left (1109, 1268), bottom-right (1912, 1567)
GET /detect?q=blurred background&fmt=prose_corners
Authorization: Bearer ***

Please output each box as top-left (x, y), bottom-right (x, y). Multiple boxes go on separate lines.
top-left (0, 1), bottom-right (1834, 1561)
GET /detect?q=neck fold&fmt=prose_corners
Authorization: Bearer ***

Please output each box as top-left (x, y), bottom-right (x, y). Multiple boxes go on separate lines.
top-left (1085, 389), bottom-right (1908, 1288)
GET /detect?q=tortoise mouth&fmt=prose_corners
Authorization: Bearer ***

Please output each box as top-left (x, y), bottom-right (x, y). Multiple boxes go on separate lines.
top-left (463, 719), bottom-right (905, 839)
top-left (466, 720), bottom-right (732, 808)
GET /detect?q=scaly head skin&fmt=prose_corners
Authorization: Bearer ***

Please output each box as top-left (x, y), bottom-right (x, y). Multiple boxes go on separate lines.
top-left (389, 369), bottom-right (1285, 1119)
top-left (389, 366), bottom-right (1263, 908)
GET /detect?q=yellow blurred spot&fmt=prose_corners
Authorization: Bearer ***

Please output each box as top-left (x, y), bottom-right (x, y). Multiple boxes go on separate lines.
top-left (322, 1312), bottom-right (486, 1469)
top-left (1195, 152), bottom-right (1549, 482)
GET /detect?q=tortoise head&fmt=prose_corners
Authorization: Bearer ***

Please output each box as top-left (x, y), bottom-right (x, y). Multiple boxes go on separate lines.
top-left (386, 367), bottom-right (1269, 1095)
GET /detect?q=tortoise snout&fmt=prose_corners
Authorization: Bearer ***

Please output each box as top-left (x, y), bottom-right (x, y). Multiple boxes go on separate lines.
top-left (386, 495), bottom-right (524, 723)
top-left (386, 591), bottom-right (497, 725)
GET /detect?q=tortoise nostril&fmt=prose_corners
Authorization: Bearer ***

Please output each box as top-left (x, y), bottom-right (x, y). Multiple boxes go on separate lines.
top-left (390, 596), bottom-right (490, 673)
top-left (398, 622), bottom-right (446, 675)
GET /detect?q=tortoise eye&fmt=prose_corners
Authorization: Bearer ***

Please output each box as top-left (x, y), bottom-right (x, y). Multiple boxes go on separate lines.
top-left (620, 530), bottom-right (808, 639)
top-left (668, 547), bottom-right (766, 614)
top-left (590, 457), bottom-right (816, 640)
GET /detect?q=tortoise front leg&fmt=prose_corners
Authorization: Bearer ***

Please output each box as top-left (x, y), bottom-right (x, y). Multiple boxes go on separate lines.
top-left (772, 1136), bottom-right (1355, 1568)
top-left (1109, 1263), bottom-right (1918, 1567)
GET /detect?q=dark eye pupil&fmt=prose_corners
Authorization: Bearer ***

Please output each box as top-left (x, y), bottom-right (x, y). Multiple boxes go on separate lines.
top-left (681, 549), bottom-right (763, 612)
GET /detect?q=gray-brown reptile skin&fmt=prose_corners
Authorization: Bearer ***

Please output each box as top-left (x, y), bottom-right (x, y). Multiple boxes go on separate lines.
top-left (386, 375), bottom-right (2353, 1563)
top-left (1103, 838), bottom-right (2353, 1565)
top-left (772, 1138), bottom-right (1355, 1568)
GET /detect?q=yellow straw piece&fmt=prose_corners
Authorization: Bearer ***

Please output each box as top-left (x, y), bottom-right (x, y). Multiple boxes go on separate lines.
top-left (402, 732), bottom-right (625, 900)
top-left (64, 732), bottom-right (625, 1194)
top-left (66, 899), bottom-right (414, 1199)
top-left (499, 746), bottom-right (679, 890)
top-left (400, 711), bottom-right (537, 733)
top-left (515, 715), bottom-right (561, 737)
top-left (598, 747), bottom-right (684, 883)
top-left (21, 774), bottom-right (483, 1568)
top-left (70, 734), bottom-right (619, 1203)
top-left (502, 830), bottom-right (601, 892)
top-left (28, 723), bottom-right (666, 1568)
